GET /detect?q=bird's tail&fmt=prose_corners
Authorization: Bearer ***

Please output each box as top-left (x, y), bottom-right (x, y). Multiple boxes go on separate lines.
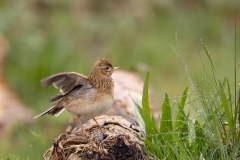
top-left (34, 105), bottom-right (65, 119)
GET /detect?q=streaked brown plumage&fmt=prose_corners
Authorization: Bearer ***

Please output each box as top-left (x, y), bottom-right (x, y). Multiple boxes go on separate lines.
top-left (34, 58), bottom-right (118, 134)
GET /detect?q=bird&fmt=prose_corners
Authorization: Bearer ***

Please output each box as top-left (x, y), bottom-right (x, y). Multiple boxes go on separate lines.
top-left (34, 58), bottom-right (118, 135)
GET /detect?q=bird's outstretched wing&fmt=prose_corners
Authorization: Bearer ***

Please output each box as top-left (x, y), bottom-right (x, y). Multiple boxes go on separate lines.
top-left (41, 72), bottom-right (91, 95)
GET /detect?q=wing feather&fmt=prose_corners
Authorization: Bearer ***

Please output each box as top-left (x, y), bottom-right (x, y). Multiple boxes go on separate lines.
top-left (41, 72), bottom-right (91, 95)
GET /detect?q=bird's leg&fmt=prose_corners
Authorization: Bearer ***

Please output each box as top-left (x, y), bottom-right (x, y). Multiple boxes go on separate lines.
top-left (77, 115), bottom-right (87, 135)
top-left (93, 118), bottom-right (104, 134)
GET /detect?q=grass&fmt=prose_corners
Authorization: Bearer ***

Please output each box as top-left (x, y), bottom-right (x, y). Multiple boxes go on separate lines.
top-left (135, 42), bottom-right (240, 159)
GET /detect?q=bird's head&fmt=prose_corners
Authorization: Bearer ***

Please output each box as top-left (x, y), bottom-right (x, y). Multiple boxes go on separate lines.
top-left (90, 58), bottom-right (118, 79)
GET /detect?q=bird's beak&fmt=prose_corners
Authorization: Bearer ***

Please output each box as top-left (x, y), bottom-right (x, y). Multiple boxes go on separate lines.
top-left (114, 67), bottom-right (119, 70)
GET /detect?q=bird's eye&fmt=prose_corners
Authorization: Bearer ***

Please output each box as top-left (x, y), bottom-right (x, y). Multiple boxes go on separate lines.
top-left (105, 67), bottom-right (109, 71)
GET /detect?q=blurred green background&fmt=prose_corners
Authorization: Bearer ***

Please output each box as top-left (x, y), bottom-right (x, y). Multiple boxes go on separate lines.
top-left (0, 0), bottom-right (240, 159)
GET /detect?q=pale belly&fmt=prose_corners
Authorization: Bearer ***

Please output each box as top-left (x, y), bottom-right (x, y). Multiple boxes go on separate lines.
top-left (65, 93), bottom-right (113, 121)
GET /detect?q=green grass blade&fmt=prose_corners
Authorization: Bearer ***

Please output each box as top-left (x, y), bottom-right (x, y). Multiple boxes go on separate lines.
top-left (201, 40), bottom-right (218, 88)
top-left (132, 96), bottom-right (144, 116)
top-left (142, 71), bottom-right (150, 122)
top-left (218, 80), bottom-right (233, 135)
top-left (141, 72), bottom-right (158, 136)
top-left (195, 120), bottom-right (205, 149)
top-left (171, 133), bottom-right (191, 160)
top-left (179, 87), bottom-right (188, 110)
top-left (234, 17), bottom-right (237, 115)
top-left (174, 87), bottom-right (188, 135)
top-left (212, 111), bottom-right (227, 159)
top-left (132, 95), bottom-right (146, 130)
top-left (134, 106), bottom-right (145, 130)
top-left (174, 111), bottom-right (182, 132)
top-left (226, 79), bottom-right (238, 136)
top-left (160, 93), bottom-right (172, 133)
top-left (232, 131), bottom-right (240, 159)
top-left (227, 79), bottom-right (232, 108)
top-left (142, 139), bottom-right (162, 159)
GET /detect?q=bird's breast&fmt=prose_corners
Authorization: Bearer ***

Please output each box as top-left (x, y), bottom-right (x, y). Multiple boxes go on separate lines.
top-left (65, 90), bottom-right (114, 121)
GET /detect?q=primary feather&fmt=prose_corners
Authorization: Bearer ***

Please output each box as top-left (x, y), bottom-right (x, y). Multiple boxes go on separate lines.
top-left (41, 72), bottom-right (90, 95)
